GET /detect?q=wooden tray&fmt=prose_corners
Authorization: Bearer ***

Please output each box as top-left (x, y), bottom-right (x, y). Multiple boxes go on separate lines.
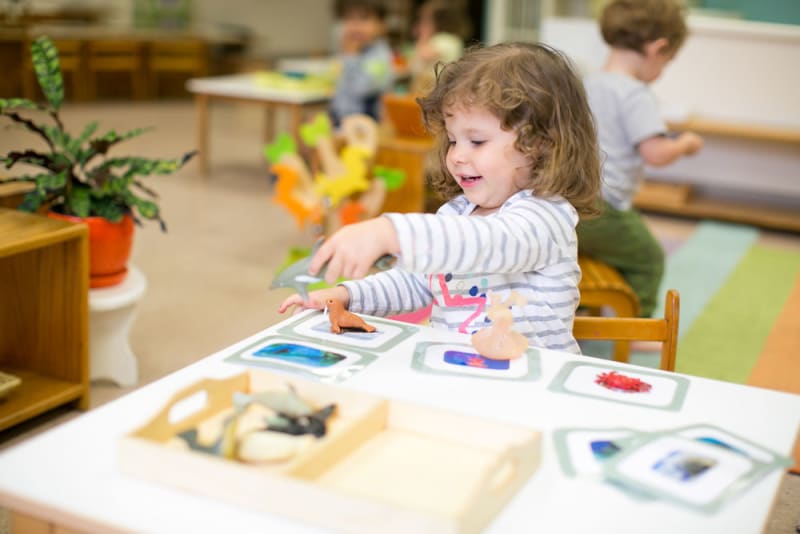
top-left (119, 370), bottom-right (541, 533)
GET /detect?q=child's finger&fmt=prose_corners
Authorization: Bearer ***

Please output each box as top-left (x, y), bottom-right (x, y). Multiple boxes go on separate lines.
top-left (278, 294), bottom-right (303, 314)
top-left (324, 255), bottom-right (344, 285)
top-left (309, 241), bottom-right (334, 275)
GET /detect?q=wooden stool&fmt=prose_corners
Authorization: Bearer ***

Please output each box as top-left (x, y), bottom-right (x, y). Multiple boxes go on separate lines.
top-left (85, 39), bottom-right (147, 100)
top-left (22, 38), bottom-right (86, 101)
top-left (88, 264), bottom-right (146, 386)
top-left (147, 39), bottom-right (209, 98)
top-left (578, 255), bottom-right (640, 363)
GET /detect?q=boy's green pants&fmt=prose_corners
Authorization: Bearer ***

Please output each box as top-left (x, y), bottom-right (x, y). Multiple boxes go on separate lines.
top-left (576, 202), bottom-right (664, 317)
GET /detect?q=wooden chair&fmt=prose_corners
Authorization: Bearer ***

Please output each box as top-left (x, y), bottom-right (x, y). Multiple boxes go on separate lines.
top-left (84, 39), bottom-right (147, 100)
top-left (578, 255), bottom-right (640, 362)
top-left (147, 38), bottom-right (209, 98)
top-left (574, 289), bottom-right (679, 372)
top-left (22, 38), bottom-right (86, 101)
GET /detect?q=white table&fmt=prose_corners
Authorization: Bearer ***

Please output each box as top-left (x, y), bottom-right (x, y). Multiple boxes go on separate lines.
top-left (0, 311), bottom-right (798, 533)
top-left (186, 73), bottom-right (332, 175)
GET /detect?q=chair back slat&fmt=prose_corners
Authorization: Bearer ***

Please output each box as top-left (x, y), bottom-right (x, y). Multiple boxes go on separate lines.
top-left (573, 289), bottom-right (680, 372)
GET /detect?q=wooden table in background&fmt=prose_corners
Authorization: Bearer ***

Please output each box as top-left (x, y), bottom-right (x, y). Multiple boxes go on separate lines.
top-left (186, 74), bottom-right (331, 175)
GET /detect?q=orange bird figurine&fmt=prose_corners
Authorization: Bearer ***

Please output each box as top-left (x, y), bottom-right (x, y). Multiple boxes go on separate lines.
top-left (326, 298), bottom-right (376, 334)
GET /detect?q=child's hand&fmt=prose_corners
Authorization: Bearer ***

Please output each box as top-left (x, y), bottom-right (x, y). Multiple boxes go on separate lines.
top-left (278, 286), bottom-right (350, 315)
top-left (679, 132), bottom-right (704, 155)
top-left (309, 217), bottom-right (400, 285)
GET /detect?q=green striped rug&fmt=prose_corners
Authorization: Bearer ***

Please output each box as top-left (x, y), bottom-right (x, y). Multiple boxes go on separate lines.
top-left (585, 221), bottom-right (800, 387)
top-left (676, 245), bottom-right (800, 382)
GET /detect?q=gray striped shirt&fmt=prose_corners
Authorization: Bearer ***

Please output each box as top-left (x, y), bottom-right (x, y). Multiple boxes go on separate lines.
top-left (342, 190), bottom-right (582, 353)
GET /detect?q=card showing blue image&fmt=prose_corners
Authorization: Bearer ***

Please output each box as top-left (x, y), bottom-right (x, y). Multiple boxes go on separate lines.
top-left (695, 436), bottom-right (748, 457)
top-left (590, 440), bottom-right (622, 461)
top-left (652, 450), bottom-right (716, 482)
top-left (253, 343), bottom-right (346, 368)
top-left (443, 350), bottom-right (510, 370)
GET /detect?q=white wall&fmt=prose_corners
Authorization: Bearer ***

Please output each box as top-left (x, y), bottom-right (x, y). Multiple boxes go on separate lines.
top-left (540, 15), bottom-right (800, 206)
top-left (541, 15), bottom-right (800, 127)
top-left (194, 0), bottom-right (335, 58)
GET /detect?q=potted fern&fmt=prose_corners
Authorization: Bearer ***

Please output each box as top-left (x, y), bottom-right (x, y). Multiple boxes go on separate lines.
top-left (0, 36), bottom-right (195, 287)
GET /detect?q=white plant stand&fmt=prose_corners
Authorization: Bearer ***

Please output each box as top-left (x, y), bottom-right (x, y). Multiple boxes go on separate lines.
top-left (88, 264), bottom-right (147, 386)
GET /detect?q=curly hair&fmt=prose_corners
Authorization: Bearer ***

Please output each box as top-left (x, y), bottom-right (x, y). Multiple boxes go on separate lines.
top-left (600, 0), bottom-right (687, 55)
top-left (417, 42), bottom-right (601, 216)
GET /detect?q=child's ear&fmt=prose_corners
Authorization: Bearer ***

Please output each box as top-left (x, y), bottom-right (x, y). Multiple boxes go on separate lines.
top-left (644, 37), bottom-right (670, 58)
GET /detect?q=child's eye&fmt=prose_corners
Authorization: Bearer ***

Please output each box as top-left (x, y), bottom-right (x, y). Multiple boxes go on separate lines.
top-left (447, 139), bottom-right (456, 146)
top-left (471, 140), bottom-right (486, 146)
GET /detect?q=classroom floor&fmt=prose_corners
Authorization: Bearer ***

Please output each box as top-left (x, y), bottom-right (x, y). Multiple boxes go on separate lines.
top-left (0, 101), bottom-right (798, 532)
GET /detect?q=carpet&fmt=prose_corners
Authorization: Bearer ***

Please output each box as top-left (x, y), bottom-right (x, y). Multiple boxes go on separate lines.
top-left (622, 220), bottom-right (800, 472)
top-left (587, 221), bottom-right (800, 394)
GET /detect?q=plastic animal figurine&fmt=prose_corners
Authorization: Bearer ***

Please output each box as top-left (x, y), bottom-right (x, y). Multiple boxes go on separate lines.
top-left (326, 298), bottom-right (376, 334)
top-left (269, 238), bottom-right (396, 301)
top-left (470, 291), bottom-right (528, 360)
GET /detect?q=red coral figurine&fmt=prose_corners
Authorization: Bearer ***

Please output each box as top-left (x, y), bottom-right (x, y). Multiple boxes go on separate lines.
top-left (595, 371), bottom-right (652, 393)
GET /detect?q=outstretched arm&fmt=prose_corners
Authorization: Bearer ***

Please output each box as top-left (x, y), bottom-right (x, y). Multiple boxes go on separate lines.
top-left (638, 132), bottom-right (704, 167)
top-left (385, 195), bottom-right (577, 276)
top-left (278, 285), bottom-right (350, 315)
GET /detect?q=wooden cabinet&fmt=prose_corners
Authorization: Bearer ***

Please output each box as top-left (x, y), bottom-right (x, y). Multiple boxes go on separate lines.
top-left (0, 208), bottom-right (89, 431)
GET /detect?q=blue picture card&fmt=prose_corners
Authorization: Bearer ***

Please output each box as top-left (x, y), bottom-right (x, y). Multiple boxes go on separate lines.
top-left (411, 341), bottom-right (541, 382)
top-left (225, 334), bottom-right (377, 383)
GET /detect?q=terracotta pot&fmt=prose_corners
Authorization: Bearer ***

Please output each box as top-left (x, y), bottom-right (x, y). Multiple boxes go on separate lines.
top-left (48, 211), bottom-right (135, 288)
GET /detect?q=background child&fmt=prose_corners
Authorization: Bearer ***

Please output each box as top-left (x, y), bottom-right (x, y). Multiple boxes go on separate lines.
top-left (329, 0), bottom-right (394, 126)
top-left (577, 0), bottom-right (703, 317)
top-left (408, 0), bottom-right (470, 95)
top-left (280, 42), bottom-right (600, 354)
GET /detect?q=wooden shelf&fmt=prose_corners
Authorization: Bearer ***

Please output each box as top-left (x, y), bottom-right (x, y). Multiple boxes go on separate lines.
top-left (0, 367), bottom-right (85, 431)
top-left (0, 208), bottom-right (90, 431)
top-left (634, 181), bottom-right (800, 233)
top-left (0, 208), bottom-right (86, 258)
top-left (667, 116), bottom-right (800, 145)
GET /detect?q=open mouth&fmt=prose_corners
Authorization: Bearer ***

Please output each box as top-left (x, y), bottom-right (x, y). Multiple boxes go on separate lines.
top-left (460, 175), bottom-right (483, 187)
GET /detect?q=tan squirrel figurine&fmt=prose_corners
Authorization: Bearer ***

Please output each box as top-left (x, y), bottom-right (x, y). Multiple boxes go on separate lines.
top-left (470, 291), bottom-right (528, 360)
top-left (325, 298), bottom-right (376, 334)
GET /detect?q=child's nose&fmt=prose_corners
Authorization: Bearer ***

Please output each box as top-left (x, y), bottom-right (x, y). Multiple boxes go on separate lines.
top-left (449, 143), bottom-right (467, 164)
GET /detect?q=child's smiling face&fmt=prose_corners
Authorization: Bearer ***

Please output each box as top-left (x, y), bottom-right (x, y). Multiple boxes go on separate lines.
top-left (444, 104), bottom-right (532, 215)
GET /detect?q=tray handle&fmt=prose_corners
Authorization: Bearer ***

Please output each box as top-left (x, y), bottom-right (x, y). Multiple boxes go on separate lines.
top-left (135, 373), bottom-right (250, 442)
top-left (468, 443), bottom-right (533, 507)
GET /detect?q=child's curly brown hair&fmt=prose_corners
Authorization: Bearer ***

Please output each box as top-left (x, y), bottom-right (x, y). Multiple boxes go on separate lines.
top-left (600, 0), bottom-right (687, 55)
top-left (417, 42), bottom-right (600, 216)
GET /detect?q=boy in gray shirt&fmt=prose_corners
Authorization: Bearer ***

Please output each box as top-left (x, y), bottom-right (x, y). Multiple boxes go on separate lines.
top-left (330, 0), bottom-right (394, 126)
top-left (578, 0), bottom-right (703, 317)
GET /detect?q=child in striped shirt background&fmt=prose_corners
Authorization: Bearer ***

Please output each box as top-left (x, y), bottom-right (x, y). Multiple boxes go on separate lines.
top-left (280, 42), bottom-right (601, 353)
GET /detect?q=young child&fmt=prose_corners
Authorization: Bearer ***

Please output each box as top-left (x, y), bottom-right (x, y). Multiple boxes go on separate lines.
top-left (281, 42), bottom-right (600, 354)
top-left (329, 0), bottom-right (394, 126)
top-left (577, 0), bottom-right (703, 317)
top-left (408, 0), bottom-right (469, 95)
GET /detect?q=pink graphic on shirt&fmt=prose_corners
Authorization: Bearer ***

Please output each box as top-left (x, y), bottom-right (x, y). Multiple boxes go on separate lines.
top-left (432, 274), bottom-right (487, 334)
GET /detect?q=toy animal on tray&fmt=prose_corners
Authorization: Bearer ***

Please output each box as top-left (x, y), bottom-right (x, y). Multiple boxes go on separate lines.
top-left (175, 385), bottom-right (337, 464)
top-left (471, 291), bottom-right (528, 360)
